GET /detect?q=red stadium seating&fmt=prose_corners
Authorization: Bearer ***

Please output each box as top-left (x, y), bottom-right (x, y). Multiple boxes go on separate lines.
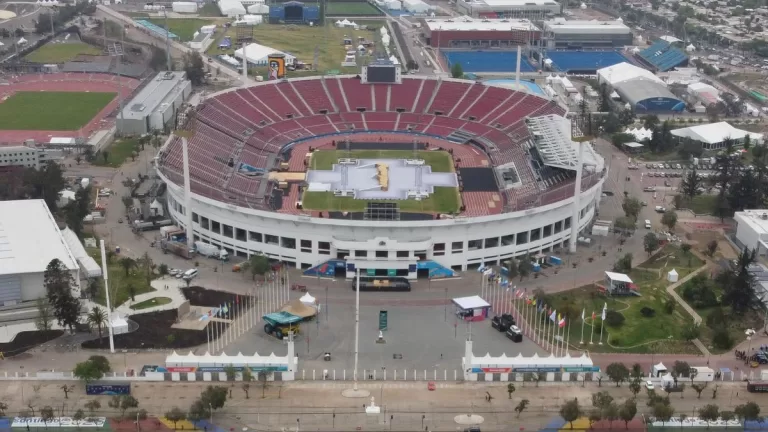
top-left (373, 84), bottom-right (389, 111)
top-left (340, 78), bottom-right (372, 111)
top-left (427, 81), bottom-right (468, 114)
top-left (290, 80), bottom-right (335, 114)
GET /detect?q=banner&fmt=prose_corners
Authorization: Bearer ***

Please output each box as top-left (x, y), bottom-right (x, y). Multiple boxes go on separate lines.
top-left (162, 365), bottom-right (288, 373)
top-left (12, 418), bottom-right (107, 428)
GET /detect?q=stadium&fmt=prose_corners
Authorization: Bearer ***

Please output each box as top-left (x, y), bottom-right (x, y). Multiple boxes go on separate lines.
top-left (156, 74), bottom-right (607, 279)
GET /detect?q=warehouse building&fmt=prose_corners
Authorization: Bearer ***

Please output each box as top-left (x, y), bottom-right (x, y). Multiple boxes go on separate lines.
top-left (457, 0), bottom-right (560, 19)
top-left (422, 17), bottom-right (541, 48)
top-left (542, 19), bottom-right (632, 49)
top-left (597, 62), bottom-right (684, 113)
top-left (0, 144), bottom-right (58, 169)
top-left (735, 210), bottom-right (768, 255)
top-left (0, 200), bottom-right (81, 306)
top-left (117, 71), bottom-right (191, 136)
top-left (670, 122), bottom-right (763, 150)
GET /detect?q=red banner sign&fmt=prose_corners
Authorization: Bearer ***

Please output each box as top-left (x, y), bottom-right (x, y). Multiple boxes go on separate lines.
top-left (481, 367), bottom-right (512, 373)
top-left (165, 366), bottom-right (196, 373)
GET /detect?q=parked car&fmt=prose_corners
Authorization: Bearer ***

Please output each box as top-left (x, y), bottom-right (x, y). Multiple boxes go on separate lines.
top-left (646, 380), bottom-right (655, 390)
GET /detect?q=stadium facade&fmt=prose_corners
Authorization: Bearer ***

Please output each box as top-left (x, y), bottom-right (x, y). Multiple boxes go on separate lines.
top-left (542, 19), bottom-right (632, 49)
top-left (457, 0), bottom-right (561, 18)
top-left (423, 17), bottom-right (541, 49)
top-left (156, 76), bottom-right (606, 278)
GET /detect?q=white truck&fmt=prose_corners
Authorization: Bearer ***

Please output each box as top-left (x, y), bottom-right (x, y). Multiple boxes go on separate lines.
top-left (194, 241), bottom-right (229, 261)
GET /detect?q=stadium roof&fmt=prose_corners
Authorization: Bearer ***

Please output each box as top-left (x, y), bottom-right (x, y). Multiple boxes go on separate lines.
top-left (119, 71), bottom-right (188, 121)
top-left (670, 122), bottom-right (763, 145)
top-left (423, 17), bottom-right (539, 31)
top-left (526, 115), bottom-right (600, 171)
top-left (466, 0), bottom-right (558, 6)
top-left (613, 77), bottom-right (679, 106)
top-left (0, 200), bottom-right (79, 276)
top-left (597, 62), bottom-right (661, 86)
top-left (543, 19), bottom-right (631, 34)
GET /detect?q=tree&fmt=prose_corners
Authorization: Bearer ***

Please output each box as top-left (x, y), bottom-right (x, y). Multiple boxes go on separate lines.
top-left (661, 210), bottom-right (678, 232)
top-left (201, 385), bottom-right (228, 411)
top-left (507, 383), bottom-right (515, 399)
top-left (588, 409), bottom-right (602, 428)
top-left (61, 384), bottom-right (74, 399)
top-left (40, 406), bottom-right (55, 426)
top-left (680, 170), bottom-right (703, 201)
top-left (592, 391), bottom-right (614, 411)
top-left (249, 254), bottom-right (270, 281)
top-left (0, 402), bottom-right (7, 417)
top-left (691, 383), bottom-right (707, 398)
top-left (652, 402), bottom-right (674, 426)
top-left (164, 407), bottom-right (186, 429)
top-left (118, 395), bottom-right (139, 418)
top-left (606, 362), bottom-right (630, 387)
top-left (631, 363), bottom-right (643, 379)
top-left (706, 239), bottom-right (719, 257)
top-left (450, 63), bottom-right (463, 78)
top-left (224, 365), bottom-right (237, 381)
top-left (187, 399), bottom-right (211, 422)
top-left (622, 197), bottom-right (643, 221)
top-left (44, 258), bottom-right (81, 332)
top-left (84, 400), bottom-right (101, 417)
top-left (184, 51), bottom-right (206, 85)
top-left (87, 307), bottom-right (108, 340)
top-left (119, 257), bottom-right (136, 277)
top-left (721, 247), bottom-right (759, 313)
top-left (720, 411), bottom-right (735, 428)
top-left (518, 255), bottom-right (533, 281)
top-left (74, 356), bottom-right (111, 383)
top-left (614, 216), bottom-right (637, 237)
top-left (644, 232), bottom-right (659, 256)
top-left (35, 297), bottom-right (53, 331)
top-left (604, 403), bottom-right (619, 428)
top-left (682, 323), bottom-right (701, 341)
top-left (158, 263), bottom-right (169, 276)
top-left (73, 409), bottom-right (85, 426)
top-left (629, 379), bottom-right (642, 398)
top-left (613, 253), bottom-right (633, 274)
top-left (735, 402), bottom-right (761, 424)
top-left (699, 404), bottom-right (720, 428)
top-left (506, 258), bottom-right (519, 281)
top-left (672, 361), bottom-right (691, 381)
top-left (258, 371), bottom-right (273, 397)
top-left (515, 399), bottom-right (529, 418)
top-left (560, 398), bottom-right (582, 429)
top-left (619, 399), bottom-right (637, 429)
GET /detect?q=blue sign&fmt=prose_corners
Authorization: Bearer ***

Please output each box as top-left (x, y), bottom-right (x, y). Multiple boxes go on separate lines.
top-left (512, 367), bottom-right (561, 373)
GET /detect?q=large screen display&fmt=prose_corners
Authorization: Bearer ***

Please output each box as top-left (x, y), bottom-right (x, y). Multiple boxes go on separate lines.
top-left (367, 66), bottom-right (397, 83)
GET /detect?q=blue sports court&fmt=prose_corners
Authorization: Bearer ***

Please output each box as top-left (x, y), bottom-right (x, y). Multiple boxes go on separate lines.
top-left (443, 51), bottom-right (537, 73)
top-left (546, 51), bottom-right (629, 73)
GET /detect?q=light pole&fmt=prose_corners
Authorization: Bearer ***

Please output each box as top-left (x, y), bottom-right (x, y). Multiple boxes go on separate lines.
top-left (353, 268), bottom-right (360, 390)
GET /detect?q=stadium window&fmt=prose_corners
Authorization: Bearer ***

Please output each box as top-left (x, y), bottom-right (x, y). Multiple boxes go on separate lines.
top-left (200, 217), bottom-right (209, 230)
top-left (530, 228), bottom-right (541, 242)
top-left (501, 234), bottom-right (514, 246)
top-left (564, 217), bottom-right (572, 230)
top-left (468, 239), bottom-right (482, 250)
top-left (543, 225), bottom-right (553, 237)
top-left (281, 237), bottom-right (296, 249)
top-left (300, 239), bottom-right (312, 251)
top-left (415, 251), bottom-right (427, 261)
top-left (355, 250), bottom-right (368, 258)
top-left (516, 232), bottom-right (528, 245)
top-left (211, 221), bottom-right (221, 234)
top-left (222, 225), bottom-right (234, 238)
top-left (235, 228), bottom-right (247, 242)
top-left (484, 237), bottom-right (499, 249)
top-left (318, 241), bottom-right (331, 251)
top-left (396, 251), bottom-right (409, 258)
top-left (249, 231), bottom-right (262, 242)
top-left (376, 250), bottom-right (388, 258)
top-left (451, 241), bottom-right (463, 252)
top-left (554, 221), bottom-right (562, 233)
top-left (265, 234), bottom-right (279, 245)
top-left (192, 213), bottom-right (199, 223)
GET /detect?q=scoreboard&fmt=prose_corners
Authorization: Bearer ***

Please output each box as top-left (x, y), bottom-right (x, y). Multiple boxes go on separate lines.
top-left (362, 63), bottom-right (401, 84)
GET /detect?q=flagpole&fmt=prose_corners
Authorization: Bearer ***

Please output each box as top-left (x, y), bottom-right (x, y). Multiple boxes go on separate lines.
top-left (590, 311), bottom-right (595, 345)
top-left (551, 313), bottom-right (556, 355)
top-left (565, 319), bottom-right (571, 356)
top-left (207, 321), bottom-right (210, 353)
top-left (580, 311), bottom-right (585, 345)
top-left (481, 273), bottom-right (486, 300)
top-left (599, 305), bottom-right (606, 345)
top-left (532, 306), bottom-right (537, 343)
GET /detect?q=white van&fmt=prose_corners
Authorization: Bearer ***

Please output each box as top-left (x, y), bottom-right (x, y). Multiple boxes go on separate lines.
top-left (182, 269), bottom-right (199, 280)
top-left (645, 220), bottom-right (652, 229)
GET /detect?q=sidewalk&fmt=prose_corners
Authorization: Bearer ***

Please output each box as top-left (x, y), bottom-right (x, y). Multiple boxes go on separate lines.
top-left (114, 276), bottom-right (188, 316)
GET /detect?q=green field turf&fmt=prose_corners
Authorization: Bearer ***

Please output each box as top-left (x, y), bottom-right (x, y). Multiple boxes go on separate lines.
top-left (206, 21), bottom-right (388, 77)
top-left (148, 18), bottom-right (218, 41)
top-left (25, 42), bottom-right (102, 63)
top-left (301, 149), bottom-right (460, 214)
top-left (0, 91), bottom-right (116, 130)
top-left (326, 1), bottom-right (383, 15)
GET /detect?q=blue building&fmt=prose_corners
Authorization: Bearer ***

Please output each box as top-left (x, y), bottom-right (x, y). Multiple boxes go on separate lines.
top-left (269, 1), bottom-right (320, 24)
top-left (637, 39), bottom-right (688, 72)
top-left (614, 77), bottom-right (685, 113)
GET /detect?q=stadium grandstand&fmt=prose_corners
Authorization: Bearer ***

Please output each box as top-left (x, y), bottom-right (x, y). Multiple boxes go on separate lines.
top-left (423, 17), bottom-right (541, 49)
top-left (456, 0), bottom-right (561, 18)
top-left (636, 39), bottom-right (689, 72)
top-left (597, 62), bottom-right (684, 112)
top-left (542, 19), bottom-right (633, 49)
top-left (543, 50), bottom-right (629, 74)
top-left (156, 72), bottom-right (606, 277)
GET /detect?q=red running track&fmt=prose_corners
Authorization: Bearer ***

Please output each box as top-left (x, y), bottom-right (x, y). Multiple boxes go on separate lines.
top-left (0, 73), bottom-right (139, 143)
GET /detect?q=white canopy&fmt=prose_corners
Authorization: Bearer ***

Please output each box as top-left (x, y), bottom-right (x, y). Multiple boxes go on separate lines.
top-left (110, 314), bottom-right (129, 335)
top-left (166, 351), bottom-right (291, 367)
top-left (300, 292), bottom-right (317, 305)
top-left (453, 295), bottom-right (490, 310)
top-left (471, 352), bottom-right (594, 368)
top-left (17, 37), bottom-right (27, 45)
top-left (667, 269), bottom-right (679, 282)
top-left (661, 372), bottom-right (675, 383)
top-left (605, 271), bottom-right (632, 283)
top-left (652, 362), bottom-right (667, 377)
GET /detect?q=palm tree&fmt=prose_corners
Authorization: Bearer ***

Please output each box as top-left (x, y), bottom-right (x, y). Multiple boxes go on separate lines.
top-left (87, 307), bottom-right (108, 340)
top-left (118, 257), bottom-right (136, 277)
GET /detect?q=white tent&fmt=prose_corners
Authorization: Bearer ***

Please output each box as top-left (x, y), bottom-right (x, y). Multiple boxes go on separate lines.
top-left (652, 362), bottom-right (667, 377)
top-left (0, 42), bottom-right (4, 47)
top-left (234, 43), bottom-right (296, 66)
top-left (580, 2), bottom-right (586, 8)
top-left (380, 26), bottom-right (389, 35)
top-left (661, 373), bottom-right (675, 387)
top-left (300, 292), bottom-right (317, 306)
top-left (17, 37), bottom-right (27, 45)
top-left (389, 54), bottom-right (399, 65)
top-left (335, 20), bottom-right (343, 26)
top-left (686, 44), bottom-right (696, 52)
top-left (667, 269), bottom-right (679, 283)
top-left (110, 314), bottom-right (129, 335)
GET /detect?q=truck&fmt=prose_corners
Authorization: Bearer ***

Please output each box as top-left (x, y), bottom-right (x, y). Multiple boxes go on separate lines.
top-left (133, 219), bottom-right (174, 232)
top-left (160, 225), bottom-right (181, 238)
top-left (161, 240), bottom-right (196, 259)
top-left (194, 241), bottom-right (229, 261)
top-left (263, 311), bottom-right (301, 339)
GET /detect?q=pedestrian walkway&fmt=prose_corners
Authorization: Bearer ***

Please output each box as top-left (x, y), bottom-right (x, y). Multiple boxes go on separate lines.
top-left (663, 262), bottom-right (711, 357)
top-left (114, 276), bottom-right (188, 316)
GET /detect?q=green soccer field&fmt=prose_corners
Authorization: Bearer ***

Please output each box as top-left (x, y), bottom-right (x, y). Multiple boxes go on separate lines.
top-left (25, 42), bottom-right (102, 63)
top-left (0, 91), bottom-right (116, 130)
top-left (301, 149), bottom-right (460, 214)
top-left (326, 1), bottom-right (383, 15)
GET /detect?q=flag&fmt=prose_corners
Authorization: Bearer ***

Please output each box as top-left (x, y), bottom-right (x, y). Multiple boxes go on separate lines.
top-left (538, 302), bottom-right (544, 312)
top-left (549, 310), bottom-right (557, 322)
top-left (592, 311), bottom-right (596, 321)
top-left (517, 290), bottom-right (524, 298)
top-left (581, 309), bottom-right (585, 320)
top-left (532, 298), bottom-right (537, 307)
top-left (559, 316), bottom-right (566, 328)
top-left (236, 296), bottom-right (240, 304)
top-left (601, 304), bottom-right (607, 320)
top-left (223, 303), bottom-right (229, 314)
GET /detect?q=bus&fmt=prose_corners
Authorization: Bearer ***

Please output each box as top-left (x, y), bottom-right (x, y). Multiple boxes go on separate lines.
top-left (85, 381), bottom-right (131, 395)
top-left (747, 380), bottom-right (768, 393)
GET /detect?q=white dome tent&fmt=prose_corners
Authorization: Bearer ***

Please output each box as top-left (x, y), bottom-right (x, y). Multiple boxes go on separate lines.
top-left (580, 2), bottom-right (587, 9)
top-left (667, 269), bottom-right (679, 282)
top-left (300, 292), bottom-right (317, 306)
top-left (686, 44), bottom-right (696, 52)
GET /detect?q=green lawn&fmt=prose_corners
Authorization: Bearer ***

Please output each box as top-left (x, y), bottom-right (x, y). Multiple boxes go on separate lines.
top-left (543, 245), bottom-right (705, 354)
top-left (640, 244), bottom-right (705, 270)
top-left (147, 18), bottom-right (217, 41)
top-left (93, 138), bottom-right (139, 167)
top-left (86, 248), bottom-right (157, 308)
top-left (302, 149), bottom-right (459, 213)
top-left (206, 22), bottom-right (388, 77)
top-left (676, 194), bottom-right (718, 215)
top-left (0, 92), bottom-right (115, 131)
top-left (326, 1), bottom-right (383, 15)
top-left (25, 42), bottom-right (102, 63)
top-left (130, 296), bottom-right (172, 310)
top-left (309, 149), bottom-right (454, 172)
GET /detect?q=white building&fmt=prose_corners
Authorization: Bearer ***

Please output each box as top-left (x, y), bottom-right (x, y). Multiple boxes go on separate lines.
top-left (234, 43), bottom-right (296, 66)
top-left (218, 0), bottom-right (246, 17)
top-left (116, 71), bottom-right (191, 136)
top-left (0, 144), bottom-right (57, 169)
top-left (670, 122), bottom-right (763, 150)
top-left (402, 0), bottom-right (432, 13)
top-left (687, 82), bottom-right (720, 106)
top-left (597, 62), bottom-right (663, 87)
top-left (543, 19), bottom-right (633, 49)
top-left (0, 200), bottom-right (81, 306)
top-left (735, 210), bottom-right (768, 254)
top-left (457, 0), bottom-right (560, 18)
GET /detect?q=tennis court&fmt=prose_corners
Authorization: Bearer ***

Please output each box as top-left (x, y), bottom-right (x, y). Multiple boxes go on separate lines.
top-left (443, 51), bottom-right (536, 73)
top-left (546, 51), bottom-right (629, 73)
